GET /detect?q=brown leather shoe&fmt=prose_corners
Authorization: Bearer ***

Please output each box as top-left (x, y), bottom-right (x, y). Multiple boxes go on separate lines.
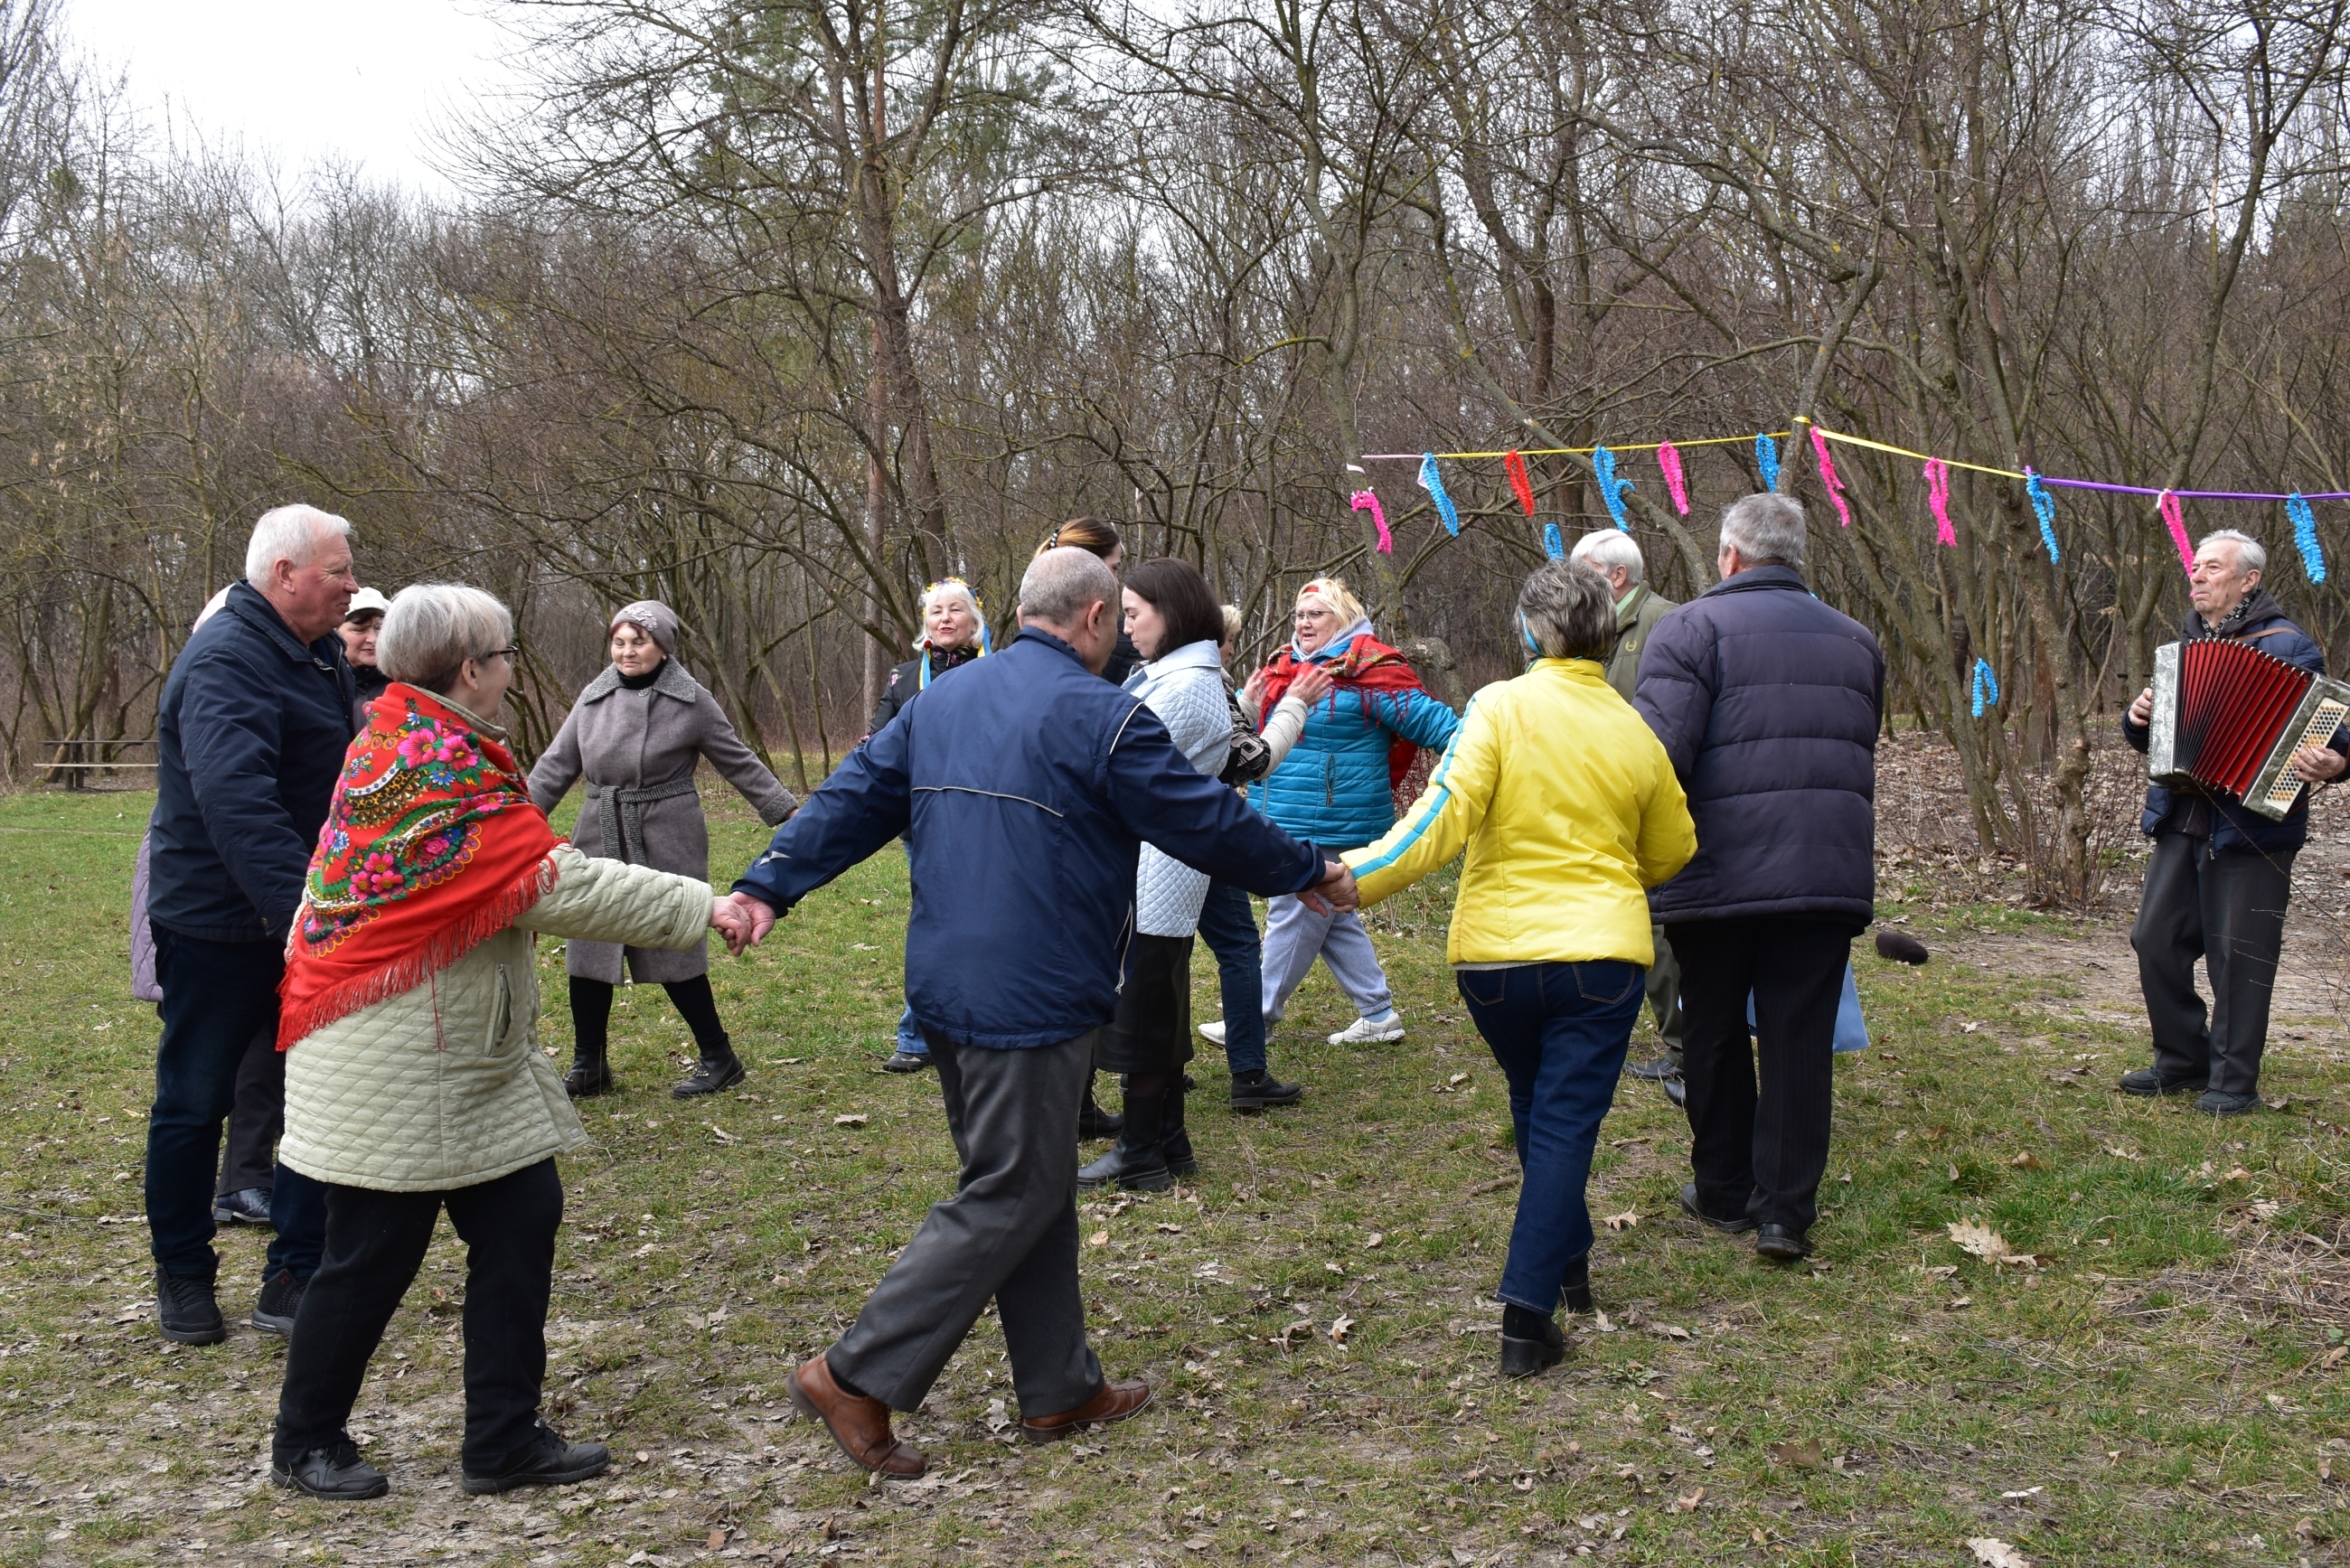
top-left (1020, 1379), bottom-right (1152, 1444)
top-left (787, 1352), bottom-right (926, 1478)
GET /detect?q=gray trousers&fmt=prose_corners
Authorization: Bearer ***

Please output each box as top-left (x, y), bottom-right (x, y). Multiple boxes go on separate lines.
top-left (828, 1028), bottom-right (1103, 1418)
top-left (1260, 895), bottom-right (1394, 1022)
top-left (2130, 832), bottom-right (2295, 1095)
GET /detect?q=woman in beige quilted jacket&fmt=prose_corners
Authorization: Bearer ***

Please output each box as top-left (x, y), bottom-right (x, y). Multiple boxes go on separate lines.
top-left (268, 584), bottom-right (750, 1503)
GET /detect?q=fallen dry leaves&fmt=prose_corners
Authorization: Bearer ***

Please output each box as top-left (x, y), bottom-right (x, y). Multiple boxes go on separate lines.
top-left (1949, 1218), bottom-right (2052, 1268)
top-left (1969, 1538), bottom-right (2031, 1568)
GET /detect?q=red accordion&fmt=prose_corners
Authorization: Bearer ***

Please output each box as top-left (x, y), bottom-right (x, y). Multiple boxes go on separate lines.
top-left (2146, 637), bottom-right (2350, 820)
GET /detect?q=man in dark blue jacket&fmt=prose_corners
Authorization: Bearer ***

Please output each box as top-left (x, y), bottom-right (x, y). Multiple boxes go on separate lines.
top-left (728, 548), bottom-right (1351, 1479)
top-left (2121, 530), bottom-right (2347, 1114)
top-left (1635, 493), bottom-right (1883, 1263)
top-left (146, 505), bottom-right (359, 1346)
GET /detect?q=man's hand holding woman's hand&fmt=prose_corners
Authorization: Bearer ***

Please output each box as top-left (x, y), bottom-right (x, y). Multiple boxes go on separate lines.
top-left (710, 893), bottom-right (779, 956)
top-left (1297, 859), bottom-right (1360, 916)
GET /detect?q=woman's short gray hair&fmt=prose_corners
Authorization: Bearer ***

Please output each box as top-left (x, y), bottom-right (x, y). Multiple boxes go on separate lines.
top-left (1518, 560), bottom-right (1615, 662)
top-left (1719, 493), bottom-right (1807, 569)
top-left (378, 584), bottom-right (515, 693)
top-left (245, 504), bottom-right (352, 586)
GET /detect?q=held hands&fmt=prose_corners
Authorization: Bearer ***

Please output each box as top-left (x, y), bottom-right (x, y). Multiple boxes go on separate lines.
top-left (1297, 859), bottom-right (1360, 916)
top-left (709, 893), bottom-right (779, 956)
top-left (2290, 745), bottom-right (2349, 784)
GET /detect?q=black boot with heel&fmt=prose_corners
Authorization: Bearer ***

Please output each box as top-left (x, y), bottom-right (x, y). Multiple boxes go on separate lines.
top-left (1077, 1092), bottom-right (1172, 1192)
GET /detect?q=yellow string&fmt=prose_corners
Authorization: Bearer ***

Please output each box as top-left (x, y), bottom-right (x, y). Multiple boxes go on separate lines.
top-left (1799, 418), bottom-right (2026, 481)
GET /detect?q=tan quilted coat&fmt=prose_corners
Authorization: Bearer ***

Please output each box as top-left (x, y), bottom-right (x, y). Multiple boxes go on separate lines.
top-left (281, 843), bottom-right (711, 1192)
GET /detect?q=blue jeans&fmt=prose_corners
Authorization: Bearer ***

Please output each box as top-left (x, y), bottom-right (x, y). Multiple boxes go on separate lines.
top-left (895, 843), bottom-right (927, 1056)
top-left (1456, 960), bottom-right (1646, 1315)
top-left (1194, 880), bottom-right (1266, 1075)
top-left (146, 930), bottom-right (325, 1282)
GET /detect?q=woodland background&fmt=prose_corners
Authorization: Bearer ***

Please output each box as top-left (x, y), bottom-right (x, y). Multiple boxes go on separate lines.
top-left (5, 0), bottom-right (2350, 906)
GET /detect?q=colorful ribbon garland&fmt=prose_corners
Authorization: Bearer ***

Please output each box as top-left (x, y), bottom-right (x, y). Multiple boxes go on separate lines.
top-left (1592, 445), bottom-right (1633, 530)
top-left (1970, 659), bottom-right (2000, 718)
top-left (2289, 493), bottom-right (2327, 583)
top-left (1504, 450), bottom-right (1537, 516)
top-left (2025, 470), bottom-right (2060, 562)
top-left (1656, 442), bottom-right (1689, 515)
top-left (1418, 453), bottom-right (1461, 537)
top-left (1755, 432), bottom-right (1781, 491)
top-left (2157, 490), bottom-right (2192, 571)
top-left (1924, 457), bottom-right (1954, 546)
top-left (1810, 426), bottom-right (1852, 527)
top-left (1350, 489), bottom-right (1392, 555)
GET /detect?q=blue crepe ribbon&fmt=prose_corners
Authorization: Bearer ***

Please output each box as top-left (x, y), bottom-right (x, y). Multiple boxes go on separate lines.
top-left (2024, 469), bottom-right (2060, 562)
top-left (1418, 453), bottom-right (1461, 536)
top-left (2289, 493), bottom-right (2327, 583)
top-left (1755, 432), bottom-right (1781, 491)
top-left (1592, 444), bottom-right (1634, 530)
top-left (1543, 522), bottom-right (1564, 559)
top-left (1970, 659), bottom-right (2000, 718)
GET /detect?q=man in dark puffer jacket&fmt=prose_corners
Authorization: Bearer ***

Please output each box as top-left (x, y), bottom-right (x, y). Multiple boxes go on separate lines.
top-left (1635, 493), bottom-right (1883, 1263)
top-left (2120, 529), bottom-right (2347, 1115)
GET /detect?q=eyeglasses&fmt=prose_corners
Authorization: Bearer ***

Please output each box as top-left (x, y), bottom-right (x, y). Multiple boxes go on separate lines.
top-left (479, 645), bottom-right (521, 662)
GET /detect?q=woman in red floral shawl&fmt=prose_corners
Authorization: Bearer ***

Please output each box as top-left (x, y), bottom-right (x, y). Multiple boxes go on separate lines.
top-left (268, 584), bottom-right (746, 1503)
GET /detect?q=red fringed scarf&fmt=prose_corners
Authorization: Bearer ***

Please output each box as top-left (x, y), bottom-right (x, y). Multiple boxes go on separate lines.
top-left (277, 684), bottom-right (561, 1049)
top-left (1255, 634), bottom-right (1432, 790)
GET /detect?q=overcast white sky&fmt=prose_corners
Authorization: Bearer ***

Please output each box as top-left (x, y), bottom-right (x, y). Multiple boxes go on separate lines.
top-left (61, 0), bottom-right (534, 194)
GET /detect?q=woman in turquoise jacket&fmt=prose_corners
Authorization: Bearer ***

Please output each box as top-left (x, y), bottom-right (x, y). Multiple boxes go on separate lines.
top-left (1229, 577), bottom-right (1459, 1046)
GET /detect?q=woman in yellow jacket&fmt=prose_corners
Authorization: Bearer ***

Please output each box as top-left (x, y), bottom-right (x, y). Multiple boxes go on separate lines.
top-left (1346, 559), bottom-right (1696, 1379)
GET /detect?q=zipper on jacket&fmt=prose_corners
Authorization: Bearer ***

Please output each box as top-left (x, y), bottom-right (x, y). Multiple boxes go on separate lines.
top-left (490, 963), bottom-right (512, 1052)
top-left (1324, 752), bottom-right (1336, 807)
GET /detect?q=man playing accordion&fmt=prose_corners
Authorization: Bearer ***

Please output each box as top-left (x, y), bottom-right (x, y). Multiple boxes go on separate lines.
top-left (2120, 529), bottom-right (2347, 1114)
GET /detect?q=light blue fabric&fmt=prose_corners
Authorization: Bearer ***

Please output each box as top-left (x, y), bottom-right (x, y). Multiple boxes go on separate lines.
top-left (1744, 963), bottom-right (1868, 1053)
top-left (1256, 624), bottom-right (1461, 850)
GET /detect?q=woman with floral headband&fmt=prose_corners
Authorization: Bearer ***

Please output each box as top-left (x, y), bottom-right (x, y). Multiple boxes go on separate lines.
top-left (869, 577), bottom-right (990, 1073)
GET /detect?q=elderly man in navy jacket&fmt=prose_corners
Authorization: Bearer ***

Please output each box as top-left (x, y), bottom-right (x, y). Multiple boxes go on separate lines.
top-left (1635, 493), bottom-right (1883, 1263)
top-left (146, 505), bottom-right (360, 1345)
top-left (728, 548), bottom-right (1351, 1479)
top-left (2121, 530), bottom-right (2348, 1115)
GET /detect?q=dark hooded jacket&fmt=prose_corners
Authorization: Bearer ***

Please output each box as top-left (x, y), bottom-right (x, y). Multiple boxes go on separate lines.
top-left (1633, 565), bottom-right (1884, 928)
top-left (2120, 587), bottom-right (2347, 855)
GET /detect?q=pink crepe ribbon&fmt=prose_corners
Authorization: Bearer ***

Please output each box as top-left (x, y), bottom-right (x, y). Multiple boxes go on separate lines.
top-left (1810, 426), bottom-right (1852, 527)
top-left (1656, 442), bottom-right (1690, 515)
top-left (1504, 450), bottom-right (1537, 516)
top-left (2157, 490), bottom-right (2192, 570)
top-left (1352, 489), bottom-right (1392, 554)
top-left (1924, 457), bottom-right (1954, 546)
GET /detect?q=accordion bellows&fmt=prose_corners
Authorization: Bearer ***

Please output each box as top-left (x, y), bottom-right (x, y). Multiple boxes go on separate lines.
top-left (2146, 638), bottom-right (2350, 820)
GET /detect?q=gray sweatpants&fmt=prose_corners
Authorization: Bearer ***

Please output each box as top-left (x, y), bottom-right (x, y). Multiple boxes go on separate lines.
top-left (827, 1028), bottom-right (1104, 1418)
top-left (1260, 894), bottom-right (1395, 1023)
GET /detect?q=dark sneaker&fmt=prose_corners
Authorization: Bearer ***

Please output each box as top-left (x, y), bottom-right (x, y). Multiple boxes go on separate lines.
top-left (2119, 1066), bottom-right (2207, 1097)
top-left (2195, 1089), bottom-right (2261, 1116)
top-left (273, 1440), bottom-right (389, 1500)
top-left (672, 1055), bottom-right (745, 1098)
top-left (155, 1271), bottom-right (226, 1346)
top-left (881, 1050), bottom-right (932, 1075)
top-left (253, 1267), bottom-right (306, 1337)
top-left (1229, 1069), bottom-right (1303, 1111)
top-left (1755, 1225), bottom-right (1812, 1261)
top-left (213, 1187), bottom-right (274, 1227)
top-left (1499, 1315), bottom-right (1565, 1378)
top-left (461, 1422), bottom-right (610, 1495)
top-left (1678, 1183), bottom-right (1756, 1235)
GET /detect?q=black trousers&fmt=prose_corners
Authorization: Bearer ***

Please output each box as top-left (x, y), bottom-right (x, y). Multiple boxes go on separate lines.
top-left (216, 1026), bottom-right (284, 1197)
top-left (1667, 916), bottom-right (1851, 1233)
top-left (828, 1029), bottom-right (1102, 1419)
top-left (2130, 832), bottom-right (2294, 1095)
top-left (273, 1160), bottom-right (562, 1471)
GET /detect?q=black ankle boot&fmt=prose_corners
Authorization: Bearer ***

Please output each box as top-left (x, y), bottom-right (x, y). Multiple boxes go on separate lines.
top-left (1499, 1303), bottom-right (1566, 1378)
top-left (1077, 1075), bottom-right (1123, 1141)
top-left (1160, 1080), bottom-right (1197, 1178)
top-left (1077, 1094), bottom-right (1171, 1192)
top-left (563, 1048), bottom-right (614, 1099)
top-left (1562, 1251), bottom-right (1593, 1315)
top-left (672, 1040), bottom-right (745, 1098)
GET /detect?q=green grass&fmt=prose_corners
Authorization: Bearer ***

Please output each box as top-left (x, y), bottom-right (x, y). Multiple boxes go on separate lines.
top-left (0, 784), bottom-right (2343, 1564)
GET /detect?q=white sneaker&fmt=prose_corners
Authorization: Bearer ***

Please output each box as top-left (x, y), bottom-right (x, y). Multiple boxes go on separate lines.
top-left (1329, 1012), bottom-right (1405, 1046)
top-left (1198, 1020), bottom-right (1227, 1047)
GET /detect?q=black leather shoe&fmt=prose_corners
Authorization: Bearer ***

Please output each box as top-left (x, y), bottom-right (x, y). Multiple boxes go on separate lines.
top-left (1663, 1075), bottom-right (1687, 1108)
top-left (1499, 1315), bottom-right (1565, 1378)
top-left (881, 1050), bottom-right (932, 1074)
top-left (1161, 1084), bottom-right (1198, 1178)
top-left (213, 1187), bottom-right (274, 1227)
top-left (563, 1054), bottom-right (614, 1098)
top-left (273, 1441), bottom-right (389, 1500)
top-left (2120, 1066), bottom-right (2207, 1097)
top-left (1077, 1087), bottom-right (1123, 1141)
top-left (253, 1267), bottom-right (306, 1337)
top-left (672, 1053), bottom-right (745, 1098)
top-left (1626, 1056), bottom-right (1680, 1082)
top-left (2195, 1089), bottom-right (2261, 1116)
top-left (1078, 1094), bottom-right (1172, 1192)
top-left (155, 1271), bottom-right (225, 1346)
top-left (1678, 1183), bottom-right (1756, 1235)
top-left (1755, 1225), bottom-right (1812, 1261)
top-left (461, 1421), bottom-right (610, 1495)
top-left (1229, 1069), bottom-right (1303, 1110)
top-left (1562, 1252), bottom-right (1593, 1315)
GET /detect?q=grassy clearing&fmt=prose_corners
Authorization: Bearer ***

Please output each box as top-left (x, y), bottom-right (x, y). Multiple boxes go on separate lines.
top-left (0, 784), bottom-right (2344, 1566)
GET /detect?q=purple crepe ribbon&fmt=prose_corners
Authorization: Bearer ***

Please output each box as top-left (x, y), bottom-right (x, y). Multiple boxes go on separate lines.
top-left (1351, 489), bottom-right (1391, 554)
top-left (1656, 442), bottom-right (1690, 515)
top-left (1810, 427), bottom-right (1852, 527)
top-left (1418, 453), bottom-right (1461, 537)
top-left (2158, 491), bottom-right (2192, 571)
top-left (1924, 457), bottom-right (1954, 546)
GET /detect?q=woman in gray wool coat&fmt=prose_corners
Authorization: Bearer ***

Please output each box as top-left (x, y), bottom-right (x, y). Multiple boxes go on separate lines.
top-left (529, 600), bottom-right (797, 1099)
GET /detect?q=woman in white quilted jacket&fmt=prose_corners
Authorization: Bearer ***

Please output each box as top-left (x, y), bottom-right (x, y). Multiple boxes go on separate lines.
top-left (1078, 559), bottom-right (1234, 1193)
top-left (266, 584), bottom-right (749, 1503)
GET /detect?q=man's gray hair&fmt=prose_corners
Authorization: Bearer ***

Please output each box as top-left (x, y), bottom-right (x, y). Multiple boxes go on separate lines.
top-left (378, 584), bottom-right (514, 693)
top-left (1518, 559), bottom-right (1616, 662)
top-left (1719, 493), bottom-right (1807, 570)
top-left (2198, 528), bottom-right (2268, 576)
top-left (1019, 546), bottom-right (1119, 628)
top-left (245, 504), bottom-right (352, 586)
top-left (1569, 530), bottom-right (1645, 584)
